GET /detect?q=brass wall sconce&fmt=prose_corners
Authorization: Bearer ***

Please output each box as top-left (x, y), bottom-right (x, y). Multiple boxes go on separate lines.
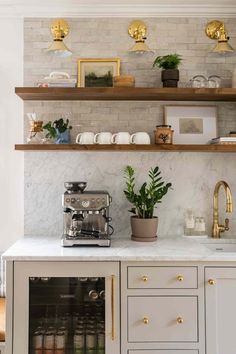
top-left (205, 20), bottom-right (234, 54)
top-left (128, 20), bottom-right (152, 53)
top-left (46, 19), bottom-right (72, 57)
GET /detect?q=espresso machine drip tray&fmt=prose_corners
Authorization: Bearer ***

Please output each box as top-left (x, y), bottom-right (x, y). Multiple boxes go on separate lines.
top-left (61, 234), bottom-right (111, 247)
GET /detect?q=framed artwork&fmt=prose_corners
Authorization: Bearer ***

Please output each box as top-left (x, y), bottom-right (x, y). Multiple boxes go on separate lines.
top-left (164, 105), bottom-right (218, 144)
top-left (77, 58), bottom-right (120, 87)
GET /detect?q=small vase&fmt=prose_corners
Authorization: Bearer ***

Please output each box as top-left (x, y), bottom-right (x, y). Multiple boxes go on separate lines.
top-left (55, 129), bottom-right (71, 144)
top-left (130, 216), bottom-right (158, 242)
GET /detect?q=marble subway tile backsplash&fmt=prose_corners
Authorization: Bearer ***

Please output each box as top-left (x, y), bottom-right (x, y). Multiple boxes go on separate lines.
top-left (24, 18), bottom-right (236, 238)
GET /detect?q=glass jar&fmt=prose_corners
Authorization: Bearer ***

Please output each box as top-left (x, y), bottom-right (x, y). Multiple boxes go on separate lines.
top-left (27, 120), bottom-right (45, 144)
top-left (154, 125), bottom-right (174, 144)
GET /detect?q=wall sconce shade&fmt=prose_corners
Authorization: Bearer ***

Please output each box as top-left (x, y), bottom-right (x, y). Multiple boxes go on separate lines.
top-left (205, 20), bottom-right (234, 54)
top-left (128, 20), bottom-right (152, 53)
top-left (46, 19), bottom-right (72, 58)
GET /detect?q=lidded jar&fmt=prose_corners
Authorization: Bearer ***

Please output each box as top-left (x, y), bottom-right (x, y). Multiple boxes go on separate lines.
top-left (154, 125), bottom-right (174, 144)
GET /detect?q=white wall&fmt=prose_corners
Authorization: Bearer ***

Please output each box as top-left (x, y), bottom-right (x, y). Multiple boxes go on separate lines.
top-left (0, 18), bottom-right (24, 252)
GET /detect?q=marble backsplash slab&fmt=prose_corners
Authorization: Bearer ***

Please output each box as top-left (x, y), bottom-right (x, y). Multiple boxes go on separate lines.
top-left (24, 152), bottom-right (236, 239)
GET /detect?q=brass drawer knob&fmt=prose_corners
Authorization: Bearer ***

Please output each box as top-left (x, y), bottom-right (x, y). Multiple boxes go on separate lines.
top-left (177, 316), bottom-right (184, 324)
top-left (177, 275), bottom-right (184, 282)
top-left (208, 279), bottom-right (216, 285)
top-left (143, 317), bottom-right (149, 324)
top-left (142, 275), bottom-right (148, 282)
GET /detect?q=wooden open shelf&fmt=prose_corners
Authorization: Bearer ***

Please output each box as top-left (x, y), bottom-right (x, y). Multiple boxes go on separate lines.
top-left (14, 144), bottom-right (236, 152)
top-left (15, 87), bottom-right (236, 101)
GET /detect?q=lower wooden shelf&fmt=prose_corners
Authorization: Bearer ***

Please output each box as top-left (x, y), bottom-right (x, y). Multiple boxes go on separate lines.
top-left (14, 144), bottom-right (236, 152)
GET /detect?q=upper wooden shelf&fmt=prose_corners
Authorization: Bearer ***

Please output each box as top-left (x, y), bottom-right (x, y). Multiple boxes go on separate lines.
top-left (14, 144), bottom-right (236, 152)
top-left (15, 87), bottom-right (236, 101)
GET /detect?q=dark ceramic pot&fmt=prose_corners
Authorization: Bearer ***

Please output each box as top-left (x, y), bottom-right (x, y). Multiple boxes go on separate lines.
top-left (130, 216), bottom-right (158, 242)
top-left (161, 69), bottom-right (179, 87)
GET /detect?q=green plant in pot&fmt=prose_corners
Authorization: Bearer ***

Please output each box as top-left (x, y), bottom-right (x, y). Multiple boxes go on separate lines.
top-left (124, 165), bottom-right (172, 242)
top-left (43, 118), bottom-right (72, 144)
top-left (153, 53), bottom-right (182, 88)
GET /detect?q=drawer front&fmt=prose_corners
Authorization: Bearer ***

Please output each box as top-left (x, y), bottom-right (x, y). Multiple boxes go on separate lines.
top-left (129, 351), bottom-right (198, 354)
top-left (127, 266), bottom-right (198, 289)
top-left (128, 296), bottom-right (198, 342)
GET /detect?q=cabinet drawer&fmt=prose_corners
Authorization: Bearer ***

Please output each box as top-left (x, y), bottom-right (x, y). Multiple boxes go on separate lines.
top-left (127, 266), bottom-right (198, 289)
top-left (128, 296), bottom-right (198, 342)
top-left (129, 351), bottom-right (198, 354)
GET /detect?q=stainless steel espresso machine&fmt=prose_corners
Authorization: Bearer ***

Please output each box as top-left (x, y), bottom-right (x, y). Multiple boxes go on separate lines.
top-left (61, 181), bottom-right (113, 247)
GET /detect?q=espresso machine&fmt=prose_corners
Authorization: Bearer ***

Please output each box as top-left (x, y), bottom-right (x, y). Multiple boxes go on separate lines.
top-left (61, 182), bottom-right (113, 247)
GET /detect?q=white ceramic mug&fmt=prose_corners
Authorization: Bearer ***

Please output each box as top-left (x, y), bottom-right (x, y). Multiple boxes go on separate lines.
top-left (111, 132), bottom-right (131, 144)
top-left (76, 132), bottom-right (95, 144)
top-left (94, 132), bottom-right (113, 144)
top-left (130, 132), bottom-right (151, 144)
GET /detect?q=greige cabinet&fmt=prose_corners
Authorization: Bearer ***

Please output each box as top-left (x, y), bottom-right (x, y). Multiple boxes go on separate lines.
top-left (205, 267), bottom-right (236, 354)
top-left (121, 262), bottom-right (204, 354)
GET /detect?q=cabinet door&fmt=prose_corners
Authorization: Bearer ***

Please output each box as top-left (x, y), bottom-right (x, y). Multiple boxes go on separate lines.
top-left (13, 261), bottom-right (119, 354)
top-left (205, 267), bottom-right (236, 354)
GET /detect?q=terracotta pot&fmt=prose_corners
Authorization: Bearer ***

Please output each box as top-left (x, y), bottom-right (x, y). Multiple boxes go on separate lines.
top-left (130, 216), bottom-right (158, 242)
top-left (161, 69), bottom-right (179, 87)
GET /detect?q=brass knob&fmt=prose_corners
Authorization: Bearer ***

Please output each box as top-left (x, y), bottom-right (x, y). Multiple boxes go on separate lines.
top-left (143, 317), bottom-right (149, 324)
top-left (177, 275), bottom-right (184, 282)
top-left (142, 275), bottom-right (148, 282)
top-left (208, 279), bottom-right (216, 285)
top-left (177, 316), bottom-right (184, 324)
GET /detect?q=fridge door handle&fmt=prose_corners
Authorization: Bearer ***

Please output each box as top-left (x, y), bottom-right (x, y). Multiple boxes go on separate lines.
top-left (111, 274), bottom-right (115, 340)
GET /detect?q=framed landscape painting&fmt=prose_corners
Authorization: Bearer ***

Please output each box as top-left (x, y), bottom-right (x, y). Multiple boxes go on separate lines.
top-left (77, 58), bottom-right (120, 87)
top-left (164, 105), bottom-right (217, 144)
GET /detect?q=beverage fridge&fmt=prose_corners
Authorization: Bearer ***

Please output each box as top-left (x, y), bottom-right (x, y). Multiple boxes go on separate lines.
top-left (11, 262), bottom-right (119, 354)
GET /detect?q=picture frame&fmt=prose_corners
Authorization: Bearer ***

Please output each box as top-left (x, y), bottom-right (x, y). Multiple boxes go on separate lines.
top-left (77, 58), bottom-right (120, 87)
top-left (164, 105), bottom-right (218, 144)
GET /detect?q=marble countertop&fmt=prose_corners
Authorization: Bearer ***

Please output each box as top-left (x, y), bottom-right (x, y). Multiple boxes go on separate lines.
top-left (3, 234), bottom-right (236, 262)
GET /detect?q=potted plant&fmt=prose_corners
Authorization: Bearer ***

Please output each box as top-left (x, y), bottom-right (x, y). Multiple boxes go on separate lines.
top-left (124, 165), bottom-right (172, 242)
top-left (152, 53), bottom-right (182, 88)
top-left (43, 118), bottom-right (72, 144)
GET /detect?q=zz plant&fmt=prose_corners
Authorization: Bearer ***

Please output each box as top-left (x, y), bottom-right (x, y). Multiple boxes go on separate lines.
top-left (124, 165), bottom-right (172, 219)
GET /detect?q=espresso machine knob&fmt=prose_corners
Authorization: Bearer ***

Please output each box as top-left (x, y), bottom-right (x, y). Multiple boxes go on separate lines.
top-left (81, 200), bottom-right (90, 208)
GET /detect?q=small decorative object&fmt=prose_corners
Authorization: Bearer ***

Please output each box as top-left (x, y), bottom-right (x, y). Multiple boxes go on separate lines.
top-left (123, 165), bottom-right (172, 242)
top-left (77, 58), bottom-right (120, 87)
top-left (38, 72), bottom-right (76, 88)
top-left (188, 75), bottom-right (221, 88)
top-left (152, 53), bottom-right (182, 87)
top-left (113, 75), bottom-right (135, 87)
top-left (43, 118), bottom-right (72, 144)
top-left (164, 106), bottom-right (217, 144)
top-left (154, 125), bottom-right (173, 144)
top-left (27, 113), bottom-right (45, 144)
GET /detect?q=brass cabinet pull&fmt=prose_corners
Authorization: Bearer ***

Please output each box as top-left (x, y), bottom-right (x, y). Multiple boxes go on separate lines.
top-left (208, 279), bottom-right (216, 285)
top-left (177, 316), bottom-right (184, 324)
top-left (177, 275), bottom-right (184, 282)
top-left (143, 317), bottom-right (149, 324)
top-left (111, 274), bottom-right (115, 340)
top-left (142, 275), bottom-right (148, 282)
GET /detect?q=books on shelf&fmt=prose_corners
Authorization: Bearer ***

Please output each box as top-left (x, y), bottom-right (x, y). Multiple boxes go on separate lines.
top-left (210, 137), bottom-right (236, 144)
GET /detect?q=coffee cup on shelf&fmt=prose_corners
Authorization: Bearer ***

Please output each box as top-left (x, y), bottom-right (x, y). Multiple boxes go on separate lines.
top-left (130, 132), bottom-right (151, 144)
top-left (111, 132), bottom-right (131, 144)
top-left (76, 132), bottom-right (95, 144)
top-left (94, 132), bottom-right (113, 144)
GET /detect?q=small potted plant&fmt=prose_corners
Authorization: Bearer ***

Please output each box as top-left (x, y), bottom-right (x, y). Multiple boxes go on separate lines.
top-left (43, 118), bottom-right (72, 144)
top-left (152, 53), bottom-right (182, 87)
top-left (124, 165), bottom-right (172, 242)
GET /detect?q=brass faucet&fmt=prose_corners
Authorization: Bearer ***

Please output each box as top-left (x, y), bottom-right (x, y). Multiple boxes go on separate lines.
top-left (212, 181), bottom-right (233, 238)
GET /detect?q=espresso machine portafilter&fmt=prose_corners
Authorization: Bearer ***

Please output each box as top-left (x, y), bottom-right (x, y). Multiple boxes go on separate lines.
top-left (61, 182), bottom-right (113, 247)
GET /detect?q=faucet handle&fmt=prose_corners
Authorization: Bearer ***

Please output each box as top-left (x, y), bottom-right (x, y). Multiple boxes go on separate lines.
top-left (225, 218), bottom-right (230, 231)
